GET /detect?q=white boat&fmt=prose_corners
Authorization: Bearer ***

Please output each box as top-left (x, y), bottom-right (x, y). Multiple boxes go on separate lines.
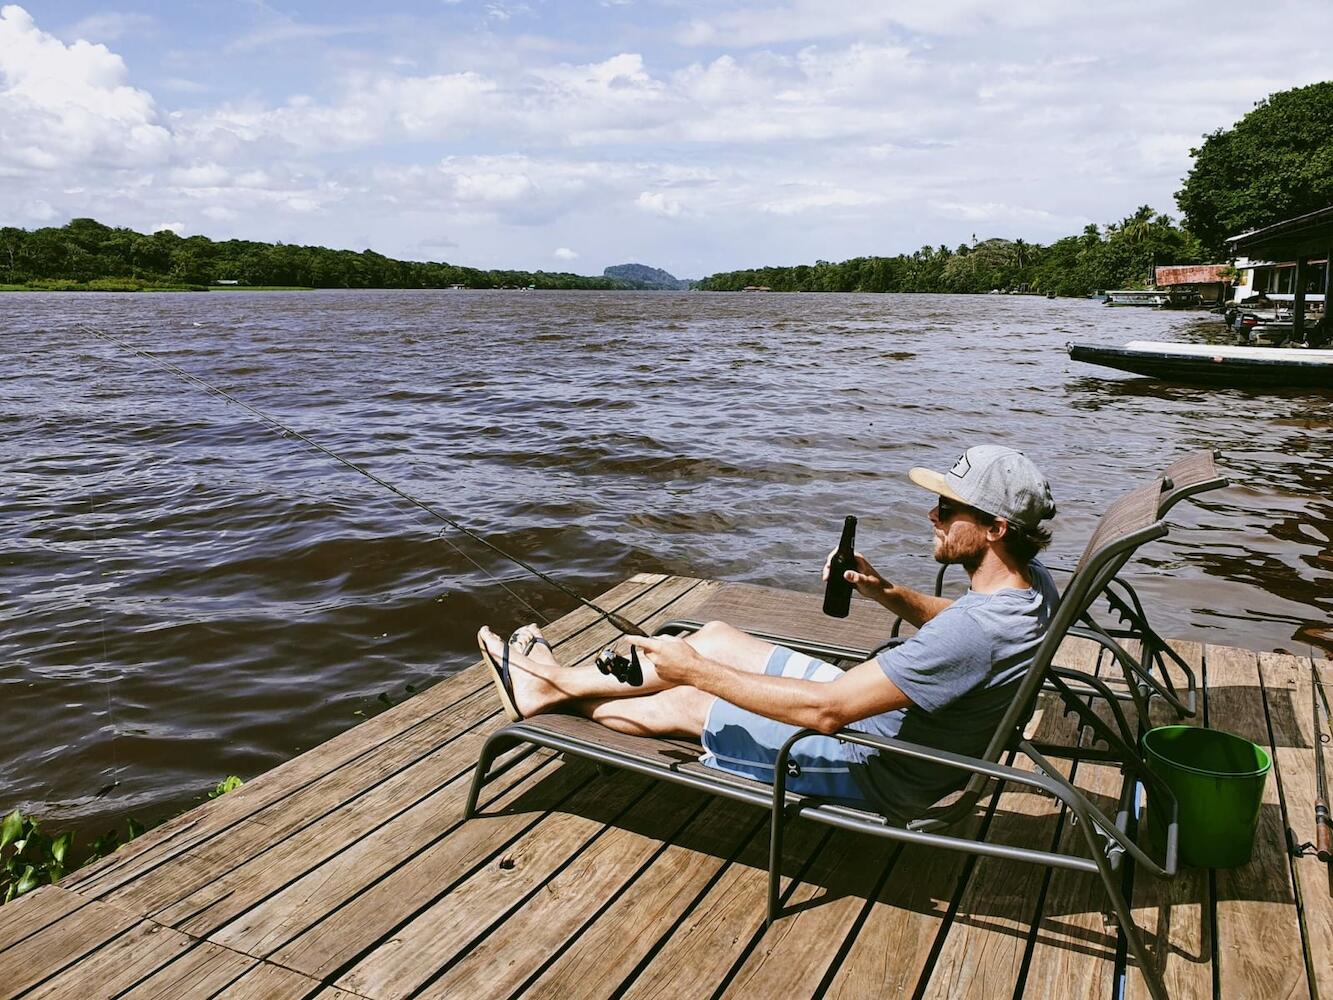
top-left (1068, 339), bottom-right (1333, 388)
top-left (1104, 289), bottom-right (1199, 308)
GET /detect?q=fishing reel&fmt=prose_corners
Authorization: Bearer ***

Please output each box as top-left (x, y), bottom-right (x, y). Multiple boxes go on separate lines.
top-left (594, 644), bottom-right (643, 686)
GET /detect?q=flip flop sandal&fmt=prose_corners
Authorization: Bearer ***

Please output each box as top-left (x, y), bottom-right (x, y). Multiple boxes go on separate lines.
top-left (508, 628), bottom-right (553, 657)
top-left (478, 634), bottom-right (522, 722)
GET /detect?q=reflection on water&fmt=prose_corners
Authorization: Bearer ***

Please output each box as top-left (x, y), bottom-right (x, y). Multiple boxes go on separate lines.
top-left (1, 289), bottom-right (1330, 837)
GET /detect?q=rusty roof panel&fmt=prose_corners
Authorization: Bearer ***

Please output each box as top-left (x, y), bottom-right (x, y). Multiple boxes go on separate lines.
top-left (1154, 264), bottom-right (1230, 285)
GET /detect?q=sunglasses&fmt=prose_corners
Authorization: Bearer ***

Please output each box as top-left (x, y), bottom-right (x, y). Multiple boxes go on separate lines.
top-left (937, 497), bottom-right (988, 521)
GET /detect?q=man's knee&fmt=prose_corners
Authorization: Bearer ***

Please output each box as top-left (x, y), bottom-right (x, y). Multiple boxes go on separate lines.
top-left (690, 620), bottom-right (743, 656)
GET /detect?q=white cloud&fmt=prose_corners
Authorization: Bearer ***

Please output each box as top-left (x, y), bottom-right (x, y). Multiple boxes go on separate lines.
top-left (0, 5), bottom-right (171, 173)
top-left (930, 200), bottom-right (1068, 226)
top-left (169, 162), bottom-right (230, 187)
top-left (160, 77), bottom-right (208, 94)
top-left (152, 221), bottom-right (185, 233)
top-left (25, 199), bottom-right (58, 221)
top-left (553, 247), bottom-right (578, 260)
top-left (636, 191), bottom-right (683, 217)
top-left (63, 11), bottom-right (155, 43)
top-left (759, 185), bottom-right (885, 216)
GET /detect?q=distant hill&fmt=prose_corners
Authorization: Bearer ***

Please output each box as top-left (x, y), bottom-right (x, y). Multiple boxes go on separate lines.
top-left (603, 263), bottom-right (692, 290)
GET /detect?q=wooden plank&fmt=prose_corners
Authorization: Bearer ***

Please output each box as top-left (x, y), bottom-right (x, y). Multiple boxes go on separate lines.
top-left (521, 798), bottom-right (767, 999)
top-left (720, 828), bottom-right (900, 998)
top-left (822, 824), bottom-right (984, 998)
top-left (64, 572), bottom-right (679, 895)
top-left (0, 884), bottom-right (86, 953)
top-left (916, 684), bottom-right (1088, 998)
top-left (332, 771), bottom-right (657, 999)
top-left (688, 581), bottom-right (902, 655)
top-left (105, 684), bottom-right (503, 917)
top-left (155, 706), bottom-right (536, 933)
top-left (24, 918), bottom-right (197, 1000)
top-left (1258, 651), bottom-right (1333, 1000)
top-left (415, 783), bottom-right (715, 998)
top-left (214, 960), bottom-right (373, 999)
top-left (0, 889), bottom-right (139, 996)
top-left (1125, 640), bottom-right (1213, 1000)
top-left (1010, 636), bottom-right (1121, 1000)
top-left (617, 814), bottom-right (829, 997)
top-left (116, 941), bottom-right (259, 999)
top-left (1207, 643), bottom-right (1311, 1000)
top-left (227, 751), bottom-right (589, 967)
top-left (201, 746), bottom-right (562, 960)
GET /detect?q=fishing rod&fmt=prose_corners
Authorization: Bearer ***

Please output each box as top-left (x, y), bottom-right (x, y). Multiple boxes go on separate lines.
top-left (78, 324), bottom-right (646, 638)
top-left (1315, 665), bottom-right (1331, 864)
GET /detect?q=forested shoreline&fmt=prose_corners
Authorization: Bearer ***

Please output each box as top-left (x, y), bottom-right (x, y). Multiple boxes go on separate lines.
top-left (0, 218), bottom-right (630, 291)
top-left (0, 208), bottom-right (1203, 296)
top-left (697, 206), bottom-right (1202, 295)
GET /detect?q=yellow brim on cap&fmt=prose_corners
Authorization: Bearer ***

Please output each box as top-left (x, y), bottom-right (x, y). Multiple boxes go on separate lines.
top-left (908, 467), bottom-right (969, 505)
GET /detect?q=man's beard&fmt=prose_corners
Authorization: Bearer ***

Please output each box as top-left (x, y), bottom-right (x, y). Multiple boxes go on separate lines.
top-left (934, 533), bottom-right (986, 573)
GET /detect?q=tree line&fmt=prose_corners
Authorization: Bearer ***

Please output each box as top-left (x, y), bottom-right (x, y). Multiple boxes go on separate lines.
top-left (697, 207), bottom-right (1202, 294)
top-left (0, 218), bottom-right (630, 291)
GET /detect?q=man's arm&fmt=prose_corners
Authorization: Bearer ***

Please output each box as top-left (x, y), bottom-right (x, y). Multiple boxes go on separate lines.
top-left (629, 635), bottom-right (912, 734)
top-left (825, 550), bottom-right (953, 628)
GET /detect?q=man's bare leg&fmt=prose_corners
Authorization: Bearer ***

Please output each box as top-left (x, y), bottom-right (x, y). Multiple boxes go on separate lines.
top-left (580, 684), bottom-right (714, 738)
top-left (476, 620), bottom-right (778, 723)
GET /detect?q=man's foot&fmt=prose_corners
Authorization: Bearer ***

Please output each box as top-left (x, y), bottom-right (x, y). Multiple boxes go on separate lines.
top-left (478, 626), bottom-right (565, 718)
top-left (508, 624), bottom-right (558, 668)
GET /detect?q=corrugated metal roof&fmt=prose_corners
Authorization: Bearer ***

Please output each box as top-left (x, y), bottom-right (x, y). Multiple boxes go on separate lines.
top-left (1154, 264), bottom-right (1229, 285)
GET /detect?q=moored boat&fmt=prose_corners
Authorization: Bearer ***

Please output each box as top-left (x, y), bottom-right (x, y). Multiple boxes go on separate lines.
top-left (1104, 289), bottom-right (1199, 308)
top-left (1104, 290), bottom-right (1167, 307)
top-left (1067, 339), bottom-right (1333, 388)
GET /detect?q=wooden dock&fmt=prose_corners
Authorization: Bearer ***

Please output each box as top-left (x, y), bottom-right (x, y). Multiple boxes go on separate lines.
top-left (2, 573), bottom-right (1330, 998)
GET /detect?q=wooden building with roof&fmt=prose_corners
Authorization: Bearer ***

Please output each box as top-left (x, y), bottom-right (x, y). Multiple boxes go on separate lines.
top-left (1227, 205), bottom-right (1333, 341)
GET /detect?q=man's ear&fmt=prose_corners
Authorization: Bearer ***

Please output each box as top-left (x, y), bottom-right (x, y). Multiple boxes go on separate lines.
top-left (987, 517), bottom-right (1010, 543)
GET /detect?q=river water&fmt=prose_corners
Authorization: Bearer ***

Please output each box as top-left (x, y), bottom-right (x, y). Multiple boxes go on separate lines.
top-left (2, 289), bottom-right (1330, 839)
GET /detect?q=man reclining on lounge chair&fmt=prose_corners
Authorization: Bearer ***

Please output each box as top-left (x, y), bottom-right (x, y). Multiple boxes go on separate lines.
top-left (478, 445), bottom-right (1059, 822)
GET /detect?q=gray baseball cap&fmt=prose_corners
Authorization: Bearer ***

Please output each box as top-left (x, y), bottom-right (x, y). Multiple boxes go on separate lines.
top-left (909, 445), bottom-right (1056, 530)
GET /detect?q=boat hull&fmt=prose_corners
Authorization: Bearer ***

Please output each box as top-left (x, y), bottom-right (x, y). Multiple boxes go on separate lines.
top-left (1068, 343), bottom-right (1333, 388)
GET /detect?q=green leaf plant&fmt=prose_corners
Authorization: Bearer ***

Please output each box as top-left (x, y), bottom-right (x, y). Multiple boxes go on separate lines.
top-left (1, 774), bottom-right (245, 905)
top-left (1, 810), bottom-right (73, 904)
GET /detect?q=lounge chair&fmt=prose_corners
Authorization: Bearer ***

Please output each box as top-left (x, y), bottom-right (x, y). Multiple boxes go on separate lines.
top-left (465, 478), bottom-right (1182, 1000)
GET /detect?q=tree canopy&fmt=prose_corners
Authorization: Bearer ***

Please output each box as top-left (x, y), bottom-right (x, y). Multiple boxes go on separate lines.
top-left (1177, 81), bottom-right (1333, 254)
top-left (696, 207), bottom-right (1202, 296)
top-left (0, 219), bottom-right (630, 291)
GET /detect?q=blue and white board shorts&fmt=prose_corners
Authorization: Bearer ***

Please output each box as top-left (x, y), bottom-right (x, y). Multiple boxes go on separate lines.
top-left (700, 646), bottom-right (871, 806)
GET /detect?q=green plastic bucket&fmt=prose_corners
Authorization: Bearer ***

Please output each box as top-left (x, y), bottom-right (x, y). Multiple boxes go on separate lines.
top-left (1142, 726), bottom-right (1271, 868)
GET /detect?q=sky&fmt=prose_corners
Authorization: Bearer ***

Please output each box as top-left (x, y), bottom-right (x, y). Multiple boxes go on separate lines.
top-left (3, 2), bottom-right (1332, 278)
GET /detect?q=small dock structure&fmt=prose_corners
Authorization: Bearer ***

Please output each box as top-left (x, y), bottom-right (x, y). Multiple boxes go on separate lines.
top-left (2, 573), bottom-right (1330, 998)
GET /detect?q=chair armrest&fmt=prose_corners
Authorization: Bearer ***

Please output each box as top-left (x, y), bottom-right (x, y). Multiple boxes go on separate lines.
top-left (771, 727), bottom-right (1178, 878)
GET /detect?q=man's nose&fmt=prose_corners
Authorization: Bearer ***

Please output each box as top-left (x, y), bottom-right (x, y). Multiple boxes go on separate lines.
top-left (928, 503), bottom-right (940, 524)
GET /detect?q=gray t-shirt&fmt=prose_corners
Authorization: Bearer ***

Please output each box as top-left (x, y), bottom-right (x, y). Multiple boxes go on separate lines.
top-left (852, 561), bottom-right (1060, 821)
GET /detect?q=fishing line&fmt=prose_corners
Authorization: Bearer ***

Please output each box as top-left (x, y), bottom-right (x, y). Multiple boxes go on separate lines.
top-left (88, 497), bottom-right (122, 798)
top-left (77, 324), bottom-right (646, 637)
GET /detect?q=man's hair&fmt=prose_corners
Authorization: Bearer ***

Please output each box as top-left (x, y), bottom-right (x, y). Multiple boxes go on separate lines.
top-left (973, 510), bottom-right (1053, 563)
top-left (1001, 522), bottom-right (1053, 563)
